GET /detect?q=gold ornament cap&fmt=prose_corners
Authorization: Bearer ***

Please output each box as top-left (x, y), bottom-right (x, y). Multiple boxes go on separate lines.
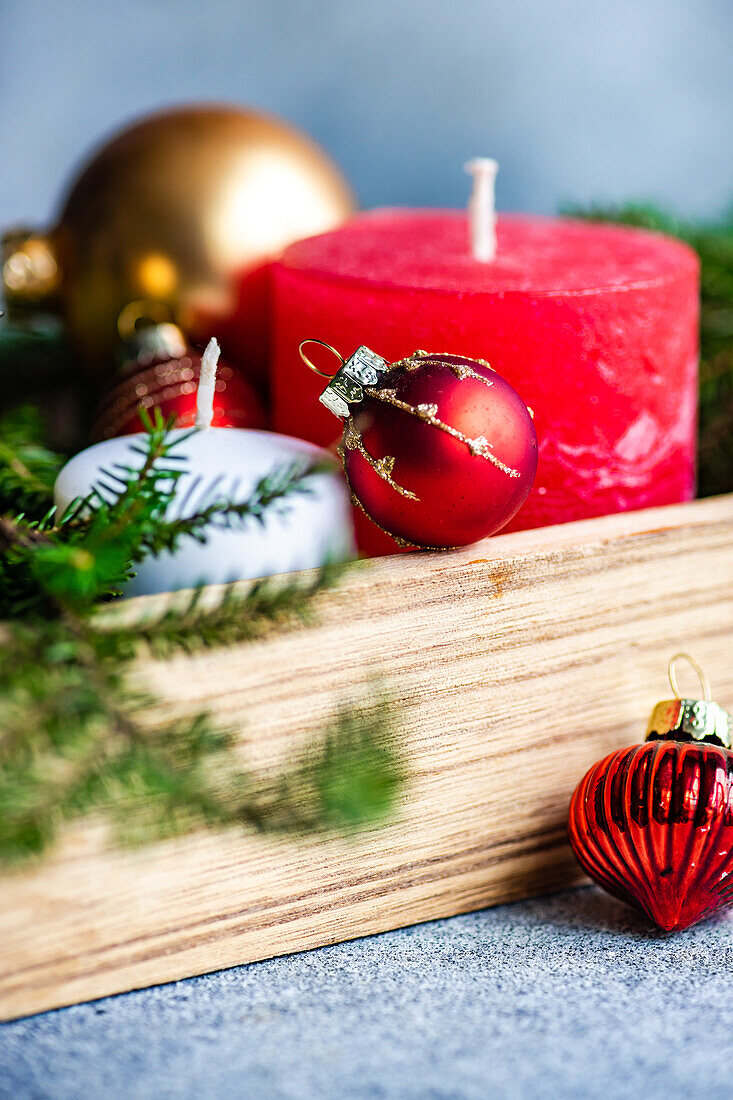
top-left (298, 340), bottom-right (389, 418)
top-left (646, 654), bottom-right (733, 750)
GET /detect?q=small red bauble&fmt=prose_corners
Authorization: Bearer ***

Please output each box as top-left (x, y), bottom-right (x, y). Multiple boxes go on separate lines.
top-left (301, 343), bottom-right (537, 548)
top-left (91, 324), bottom-right (265, 441)
top-left (568, 656), bottom-right (733, 931)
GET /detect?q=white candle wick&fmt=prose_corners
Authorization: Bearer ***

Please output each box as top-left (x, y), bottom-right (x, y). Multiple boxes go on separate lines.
top-left (194, 337), bottom-right (220, 430)
top-left (464, 157), bottom-right (499, 263)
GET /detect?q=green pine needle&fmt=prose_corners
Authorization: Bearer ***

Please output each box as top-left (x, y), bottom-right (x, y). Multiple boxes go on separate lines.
top-left (0, 406), bottom-right (63, 520)
top-left (225, 690), bottom-right (404, 837)
top-left (95, 560), bottom-right (350, 661)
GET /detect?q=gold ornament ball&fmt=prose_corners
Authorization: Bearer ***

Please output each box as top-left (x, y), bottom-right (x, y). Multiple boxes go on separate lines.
top-left (1, 104), bottom-right (355, 384)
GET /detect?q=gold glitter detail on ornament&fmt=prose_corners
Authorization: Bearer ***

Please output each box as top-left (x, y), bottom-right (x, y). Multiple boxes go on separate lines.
top-left (447, 361), bottom-right (494, 387)
top-left (388, 355), bottom-right (423, 373)
top-left (465, 436), bottom-right (518, 477)
top-left (345, 467), bottom-right (459, 551)
top-left (388, 350), bottom-right (495, 388)
top-left (343, 420), bottom-right (361, 451)
top-left (341, 418), bottom-right (419, 500)
top-left (365, 387), bottom-right (519, 479)
top-left (347, 484), bottom-right (420, 548)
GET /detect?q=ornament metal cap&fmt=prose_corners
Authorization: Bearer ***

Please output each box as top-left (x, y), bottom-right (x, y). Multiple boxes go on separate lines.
top-left (299, 339), bottom-right (389, 418)
top-left (646, 653), bottom-right (733, 749)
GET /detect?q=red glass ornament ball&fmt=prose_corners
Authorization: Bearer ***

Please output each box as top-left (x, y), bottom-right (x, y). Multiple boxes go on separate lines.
top-left (343, 353), bottom-right (537, 548)
top-left (568, 740), bottom-right (733, 931)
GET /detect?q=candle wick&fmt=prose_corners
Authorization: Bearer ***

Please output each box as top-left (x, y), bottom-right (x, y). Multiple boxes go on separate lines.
top-left (194, 337), bottom-right (220, 430)
top-left (464, 157), bottom-right (498, 263)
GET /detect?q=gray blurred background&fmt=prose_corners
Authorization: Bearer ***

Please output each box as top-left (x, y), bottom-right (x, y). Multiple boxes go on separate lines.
top-left (0, 0), bottom-right (731, 226)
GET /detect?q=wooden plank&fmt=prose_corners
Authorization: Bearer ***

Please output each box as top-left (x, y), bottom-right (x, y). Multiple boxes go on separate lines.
top-left (1, 494), bottom-right (733, 1021)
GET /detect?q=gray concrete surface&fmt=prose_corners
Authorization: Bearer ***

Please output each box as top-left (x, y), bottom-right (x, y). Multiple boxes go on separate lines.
top-left (2, 885), bottom-right (732, 1100)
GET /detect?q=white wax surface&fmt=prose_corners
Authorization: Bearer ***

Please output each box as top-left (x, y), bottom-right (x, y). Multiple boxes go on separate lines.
top-left (54, 428), bottom-right (356, 597)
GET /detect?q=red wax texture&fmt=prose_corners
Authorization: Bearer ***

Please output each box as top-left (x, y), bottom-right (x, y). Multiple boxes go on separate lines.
top-left (271, 212), bottom-right (699, 543)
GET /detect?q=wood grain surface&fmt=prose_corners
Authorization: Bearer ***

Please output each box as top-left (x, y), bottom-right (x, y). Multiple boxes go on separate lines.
top-left (2, 494), bottom-right (732, 1021)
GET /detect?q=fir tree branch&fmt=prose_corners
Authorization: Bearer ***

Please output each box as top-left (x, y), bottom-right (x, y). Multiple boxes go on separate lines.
top-left (137, 458), bottom-right (332, 556)
top-left (232, 691), bottom-right (404, 836)
top-left (0, 406), bottom-right (62, 520)
top-left (0, 514), bottom-right (50, 550)
top-left (0, 420), bottom-right (334, 617)
top-left (0, 413), bottom-right (403, 867)
top-left (95, 561), bottom-right (350, 661)
top-left (0, 615), bottom-right (402, 866)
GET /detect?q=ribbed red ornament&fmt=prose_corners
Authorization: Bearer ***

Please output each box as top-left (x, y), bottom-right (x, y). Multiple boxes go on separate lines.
top-left (568, 740), bottom-right (733, 931)
top-left (340, 352), bottom-right (537, 548)
top-left (91, 332), bottom-right (265, 441)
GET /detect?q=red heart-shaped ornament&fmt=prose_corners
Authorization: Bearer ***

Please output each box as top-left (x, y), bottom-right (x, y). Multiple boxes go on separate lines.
top-left (568, 740), bottom-right (733, 931)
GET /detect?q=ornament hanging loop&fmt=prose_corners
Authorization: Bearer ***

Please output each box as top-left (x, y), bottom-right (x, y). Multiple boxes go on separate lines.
top-left (647, 656), bottom-right (731, 751)
top-left (668, 653), bottom-right (711, 702)
top-left (303, 340), bottom-right (390, 419)
top-left (299, 339), bottom-right (344, 379)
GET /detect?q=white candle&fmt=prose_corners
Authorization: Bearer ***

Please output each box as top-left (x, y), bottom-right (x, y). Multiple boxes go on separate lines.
top-left (54, 342), bottom-right (356, 597)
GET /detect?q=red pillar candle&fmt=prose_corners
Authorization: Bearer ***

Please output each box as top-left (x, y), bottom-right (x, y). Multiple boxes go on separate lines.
top-left (271, 211), bottom-right (699, 546)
